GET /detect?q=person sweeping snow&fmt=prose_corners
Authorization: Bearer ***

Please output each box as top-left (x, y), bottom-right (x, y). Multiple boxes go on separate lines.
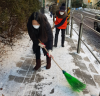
top-left (52, 3), bottom-right (68, 47)
top-left (27, 12), bottom-right (86, 92)
top-left (27, 12), bottom-right (53, 70)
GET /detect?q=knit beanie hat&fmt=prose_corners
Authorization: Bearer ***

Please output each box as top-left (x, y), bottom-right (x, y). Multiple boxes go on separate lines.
top-left (60, 3), bottom-right (66, 11)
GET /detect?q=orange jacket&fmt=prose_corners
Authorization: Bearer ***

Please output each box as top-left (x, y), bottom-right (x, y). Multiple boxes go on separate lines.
top-left (55, 16), bottom-right (67, 29)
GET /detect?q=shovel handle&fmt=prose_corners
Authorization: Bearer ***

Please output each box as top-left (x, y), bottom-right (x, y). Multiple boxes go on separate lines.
top-left (38, 39), bottom-right (62, 71)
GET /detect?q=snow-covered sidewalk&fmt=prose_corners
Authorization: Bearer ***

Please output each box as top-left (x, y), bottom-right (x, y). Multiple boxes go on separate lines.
top-left (0, 13), bottom-right (100, 96)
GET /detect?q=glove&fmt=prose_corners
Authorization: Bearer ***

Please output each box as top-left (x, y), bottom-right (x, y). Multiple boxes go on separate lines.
top-left (47, 50), bottom-right (52, 57)
top-left (38, 43), bottom-right (45, 48)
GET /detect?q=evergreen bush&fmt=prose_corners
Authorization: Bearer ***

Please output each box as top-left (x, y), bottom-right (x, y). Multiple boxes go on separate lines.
top-left (0, 0), bottom-right (41, 45)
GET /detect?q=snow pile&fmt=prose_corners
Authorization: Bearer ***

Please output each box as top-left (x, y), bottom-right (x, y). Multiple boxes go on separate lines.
top-left (0, 33), bottom-right (33, 86)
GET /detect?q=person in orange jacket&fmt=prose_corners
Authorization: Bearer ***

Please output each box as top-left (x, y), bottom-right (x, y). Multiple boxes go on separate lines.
top-left (53, 3), bottom-right (67, 47)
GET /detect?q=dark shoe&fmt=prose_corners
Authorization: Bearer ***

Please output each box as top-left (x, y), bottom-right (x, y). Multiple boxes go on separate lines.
top-left (46, 57), bottom-right (51, 69)
top-left (53, 45), bottom-right (57, 47)
top-left (61, 38), bottom-right (65, 47)
top-left (33, 59), bottom-right (41, 70)
top-left (62, 44), bottom-right (64, 47)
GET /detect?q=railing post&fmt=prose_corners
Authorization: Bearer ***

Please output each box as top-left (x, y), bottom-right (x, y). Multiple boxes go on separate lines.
top-left (77, 14), bottom-right (84, 53)
top-left (70, 12), bottom-right (73, 38)
top-left (66, 0), bottom-right (71, 35)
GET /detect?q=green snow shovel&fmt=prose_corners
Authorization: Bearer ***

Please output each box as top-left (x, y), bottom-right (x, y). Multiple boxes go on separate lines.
top-left (39, 39), bottom-right (86, 92)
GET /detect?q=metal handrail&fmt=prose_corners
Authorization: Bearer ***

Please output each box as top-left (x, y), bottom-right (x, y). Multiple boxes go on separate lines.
top-left (83, 23), bottom-right (100, 36)
top-left (73, 10), bottom-right (100, 22)
top-left (70, 11), bottom-right (100, 64)
top-left (70, 25), bottom-right (79, 35)
top-left (81, 38), bottom-right (100, 64)
top-left (69, 24), bottom-right (100, 64)
top-left (72, 10), bottom-right (100, 37)
top-left (73, 16), bottom-right (100, 36)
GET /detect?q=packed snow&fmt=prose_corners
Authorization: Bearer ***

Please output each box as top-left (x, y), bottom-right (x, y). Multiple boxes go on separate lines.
top-left (0, 10), bottom-right (100, 96)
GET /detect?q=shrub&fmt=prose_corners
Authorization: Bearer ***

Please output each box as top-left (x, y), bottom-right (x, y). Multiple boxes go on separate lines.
top-left (0, 0), bottom-right (41, 46)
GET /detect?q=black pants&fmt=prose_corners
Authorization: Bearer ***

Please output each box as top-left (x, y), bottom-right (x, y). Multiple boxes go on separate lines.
top-left (35, 46), bottom-right (49, 59)
top-left (54, 28), bottom-right (65, 46)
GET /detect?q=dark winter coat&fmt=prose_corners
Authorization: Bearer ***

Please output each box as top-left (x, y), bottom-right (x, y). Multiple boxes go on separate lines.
top-left (51, 4), bottom-right (58, 15)
top-left (27, 15), bottom-right (53, 55)
top-left (49, 5), bottom-right (52, 12)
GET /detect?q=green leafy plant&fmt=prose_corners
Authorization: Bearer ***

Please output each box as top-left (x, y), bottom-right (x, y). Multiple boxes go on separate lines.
top-left (83, 3), bottom-right (87, 8)
top-left (72, 0), bottom-right (83, 8)
top-left (0, 0), bottom-right (41, 46)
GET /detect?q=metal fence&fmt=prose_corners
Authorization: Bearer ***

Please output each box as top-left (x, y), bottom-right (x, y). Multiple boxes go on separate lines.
top-left (69, 11), bottom-right (100, 64)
